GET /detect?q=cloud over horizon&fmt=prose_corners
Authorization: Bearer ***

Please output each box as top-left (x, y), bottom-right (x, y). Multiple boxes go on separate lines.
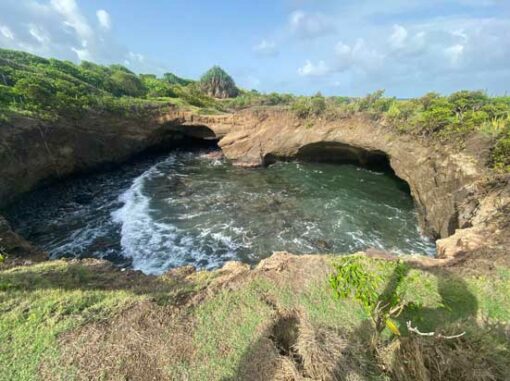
top-left (0, 0), bottom-right (146, 70)
top-left (0, 0), bottom-right (509, 96)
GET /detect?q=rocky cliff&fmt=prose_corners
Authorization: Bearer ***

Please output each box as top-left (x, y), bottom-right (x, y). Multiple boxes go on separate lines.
top-left (1, 107), bottom-right (508, 265)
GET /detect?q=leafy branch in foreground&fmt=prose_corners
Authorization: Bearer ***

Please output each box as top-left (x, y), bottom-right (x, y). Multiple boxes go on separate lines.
top-left (329, 257), bottom-right (409, 346)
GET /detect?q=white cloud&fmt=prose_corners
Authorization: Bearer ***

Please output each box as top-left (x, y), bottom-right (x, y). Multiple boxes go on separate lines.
top-left (389, 24), bottom-right (408, 49)
top-left (445, 44), bottom-right (464, 65)
top-left (289, 10), bottom-right (334, 39)
top-left (28, 24), bottom-right (50, 44)
top-left (71, 46), bottom-right (91, 60)
top-left (334, 39), bottom-right (384, 72)
top-left (0, 25), bottom-right (14, 40)
top-left (96, 9), bottom-right (111, 30)
top-left (50, 0), bottom-right (92, 41)
top-left (298, 60), bottom-right (330, 76)
top-left (0, 0), bottom-right (150, 72)
top-left (253, 39), bottom-right (278, 56)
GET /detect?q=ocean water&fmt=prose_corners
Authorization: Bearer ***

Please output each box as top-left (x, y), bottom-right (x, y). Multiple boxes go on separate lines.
top-left (4, 149), bottom-right (435, 274)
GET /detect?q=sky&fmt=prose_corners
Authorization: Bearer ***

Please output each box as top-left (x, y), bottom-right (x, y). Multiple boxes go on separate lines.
top-left (0, 0), bottom-right (509, 97)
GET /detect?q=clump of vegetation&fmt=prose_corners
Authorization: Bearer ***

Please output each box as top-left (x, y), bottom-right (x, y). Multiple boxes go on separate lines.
top-left (223, 90), bottom-right (294, 110)
top-left (330, 257), bottom-right (408, 346)
top-left (291, 92), bottom-right (327, 118)
top-left (199, 65), bottom-right (239, 99)
top-left (329, 255), bottom-right (510, 381)
top-left (0, 48), bottom-right (226, 121)
top-left (492, 131), bottom-right (510, 172)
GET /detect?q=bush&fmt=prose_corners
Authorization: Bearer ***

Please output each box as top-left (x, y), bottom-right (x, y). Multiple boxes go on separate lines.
top-left (141, 76), bottom-right (176, 98)
top-left (492, 133), bottom-right (510, 172)
top-left (110, 70), bottom-right (146, 97)
top-left (310, 92), bottom-right (326, 116)
top-left (291, 97), bottom-right (312, 118)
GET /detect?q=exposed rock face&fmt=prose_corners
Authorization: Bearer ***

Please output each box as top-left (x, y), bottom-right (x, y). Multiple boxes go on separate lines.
top-left (1, 106), bottom-right (508, 265)
top-left (216, 110), bottom-right (488, 239)
top-left (0, 108), bottom-right (229, 208)
top-left (0, 215), bottom-right (46, 265)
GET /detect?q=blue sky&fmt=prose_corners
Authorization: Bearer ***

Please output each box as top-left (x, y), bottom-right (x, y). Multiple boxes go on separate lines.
top-left (0, 0), bottom-right (509, 97)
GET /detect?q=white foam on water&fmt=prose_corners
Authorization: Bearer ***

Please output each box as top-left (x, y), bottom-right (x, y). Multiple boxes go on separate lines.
top-left (111, 156), bottom-right (239, 274)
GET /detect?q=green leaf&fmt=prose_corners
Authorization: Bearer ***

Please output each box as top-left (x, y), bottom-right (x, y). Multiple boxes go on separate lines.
top-left (386, 319), bottom-right (401, 336)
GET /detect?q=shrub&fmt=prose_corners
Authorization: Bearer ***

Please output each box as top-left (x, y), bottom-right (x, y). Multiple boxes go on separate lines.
top-left (492, 133), bottom-right (510, 172)
top-left (110, 70), bottom-right (146, 97)
top-left (291, 97), bottom-right (312, 118)
top-left (141, 76), bottom-right (176, 98)
top-left (330, 257), bottom-right (409, 344)
top-left (311, 92), bottom-right (326, 116)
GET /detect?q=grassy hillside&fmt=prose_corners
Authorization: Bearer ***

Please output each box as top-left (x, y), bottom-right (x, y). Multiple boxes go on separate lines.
top-left (0, 49), bottom-right (223, 120)
top-left (0, 255), bottom-right (509, 380)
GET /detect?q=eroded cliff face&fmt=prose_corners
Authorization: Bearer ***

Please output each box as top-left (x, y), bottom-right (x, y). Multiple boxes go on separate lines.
top-left (1, 107), bottom-right (508, 264)
top-left (216, 110), bottom-right (484, 238)
top-left (213, 109), bottom-right (509, 263)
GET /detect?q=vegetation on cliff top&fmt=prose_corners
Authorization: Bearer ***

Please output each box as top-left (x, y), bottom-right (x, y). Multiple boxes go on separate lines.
top-left (286, 90), bottom-right (510, 172)
top-left (0, 48), bottom-right (225, 120)
top-left (1, 48), bottom-right (509, 171)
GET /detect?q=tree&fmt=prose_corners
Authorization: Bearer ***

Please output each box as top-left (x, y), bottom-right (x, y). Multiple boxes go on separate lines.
top-left (199, 66), bottom-right (239, 99)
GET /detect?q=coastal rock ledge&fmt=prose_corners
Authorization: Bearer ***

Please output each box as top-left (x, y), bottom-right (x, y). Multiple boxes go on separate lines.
top-left (1, 107), bottom-right (509, 267)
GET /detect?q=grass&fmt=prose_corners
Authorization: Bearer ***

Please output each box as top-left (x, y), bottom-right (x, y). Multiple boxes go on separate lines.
top-left (0, 260), bottom-right (204, 381)
top-left (0, 255), bottom-right (509, 380)
top-left (0, 262), bottom-right (139, 381)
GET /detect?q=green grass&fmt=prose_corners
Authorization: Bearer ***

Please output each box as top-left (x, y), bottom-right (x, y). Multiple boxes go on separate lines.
top-left (0, 260), bottom-right (199, 381)
top-left (0, 262), bottom-right (140, 381)
top-left (1, 255), bottom-right (509, 380)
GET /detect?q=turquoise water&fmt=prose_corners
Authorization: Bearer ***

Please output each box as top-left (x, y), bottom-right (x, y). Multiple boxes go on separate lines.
top-left (5, 149), bottom-right (435, 274)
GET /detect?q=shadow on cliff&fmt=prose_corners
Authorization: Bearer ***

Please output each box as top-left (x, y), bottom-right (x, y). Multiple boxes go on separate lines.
top-left (226, 260), bottom-right (510, 381)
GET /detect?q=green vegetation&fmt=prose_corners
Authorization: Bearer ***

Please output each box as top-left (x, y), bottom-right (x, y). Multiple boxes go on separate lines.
top-left (223, 89), bottom-right (294, 109)
top-left (1, 255), bottom-right (509, 380)
top-left (291, 92), bottom-right (327, 118)
top-left (1, 48), bottom-right (509, 169)
top-left (0, 260), bottom-right (208, 381)
top-left (199, 65), bottom-right (240, 99)
top-left (283, 89), bottom-right (510, 172)
top-left (330, 257), bottom-right (408, 342)
top-left (0, 48), bottom-right (226, 120)
top-left (0, 262), bottom-right (137, 380)
top-left (328, 255), bottom-right (510, 380)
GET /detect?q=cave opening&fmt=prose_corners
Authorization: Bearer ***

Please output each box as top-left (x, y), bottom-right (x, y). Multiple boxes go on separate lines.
top-left (266, 141), bottom-right (411, 195)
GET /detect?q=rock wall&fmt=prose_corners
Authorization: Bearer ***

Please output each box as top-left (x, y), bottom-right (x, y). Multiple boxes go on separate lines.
top-left (0, 109), bottom-right (232, 208)
top-left (1, 106), bottom-right (508, 263)
top-left (217, 109), bottom-right (487, 240)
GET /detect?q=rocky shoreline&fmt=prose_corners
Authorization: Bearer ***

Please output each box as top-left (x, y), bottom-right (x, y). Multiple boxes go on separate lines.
top-left (1, 107), bottom-right (509, 268)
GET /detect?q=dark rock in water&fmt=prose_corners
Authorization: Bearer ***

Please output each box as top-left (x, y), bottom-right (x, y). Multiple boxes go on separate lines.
top-left (0, 216), bottom-right (46, 265)
top-left (313, 239), bottom-right (333, 251)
